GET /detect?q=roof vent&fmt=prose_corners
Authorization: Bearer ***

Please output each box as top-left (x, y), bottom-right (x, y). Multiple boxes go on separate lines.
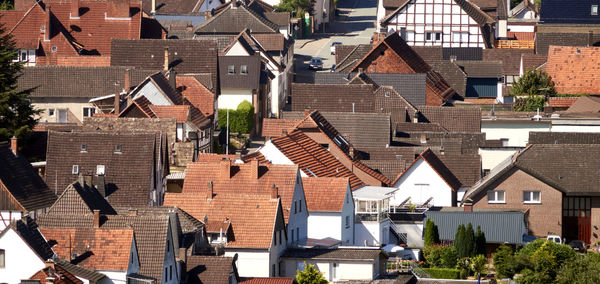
top-left (577, 49), bottom-right (582, 54)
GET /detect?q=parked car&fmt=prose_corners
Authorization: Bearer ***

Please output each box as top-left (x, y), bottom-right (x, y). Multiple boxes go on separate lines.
top-left (547, 235), bottom-right (563, 244)
top-left (568, 240), bottom-right (588, 253)
top-left (330, 42), bottom-right (342, 55)
top-left (309, 58), bottom-right (323, 70)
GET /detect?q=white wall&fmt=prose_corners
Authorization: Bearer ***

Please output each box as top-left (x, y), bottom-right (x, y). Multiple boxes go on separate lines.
top-left (481, 121), bottom-right (550, 147)
top-left (225, 42), bottom-right (251, 56)
top-left (218, 89), bottom-right (253, 110)
top-left (479, 147), bottom-right (520, 173)
top-left (391, 159), bottom-right (453, 207)
top-left (225, 250), bottom-right (271, 277)
top-left (288, 175), bottom-right (309, 245)
top-left (507, 24), bottom-right (535, 32)
top-left (96, 271), bottom-right (127, 284)
top-left (259, 141), bottom-right (295, 165)
top-left (282, 259), bottom-right (376, 281)
top-left (0, 229), bottom-right (45, 284)
top-left (551, 121), bottom-right (600, 133)
top-left (341, 187), bottom-right (355, 245)
top-left (308, 212), bottom-right (341, 240)
top-left (0, 211), bottom-right (22, 231)
top-left (355, 219), bottom-right (390, 246)
top-left (394, 223), bottom-right (424, 247)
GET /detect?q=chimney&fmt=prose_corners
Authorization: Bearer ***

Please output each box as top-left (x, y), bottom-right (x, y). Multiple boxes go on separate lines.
top-left (164, 47), bottom-right (169, 71)
top-left (234, 151), bottom-right (243, 164)
top-left (270, 184), bottom-right (278, 199)
top-left (349, 146), bottom-right (355, 159)
top-left (123, 70), bottom-right (131, 91)
top-left (304, 108), bottom-right (311, 117)
top-left (70, 0), bottom-right (79, 18)
top-left (44, 6), bottom-right (51, 42)
top-left (207, 180), bottom-right (213, 200)
top-left (115, 91), bottom-right (123, 114)
top-left (45, 259), bottom-right (55, 270)
top-left (250, 159), bottom-right (259, 179)
top-left (93, 209), bottom-right (100, 228)
top-left (78, 173), bottom-right (85, 187)
top-left (95, 174), bottom-right (106, 198)
top-left (220, 158), bottom-right (231, 179)
top-left (463, 199), bottom-right (473, 212)
top-left (106, 0), bottom-right (130, 19)
top-left (169, 70), bottom-right (177, 90)
top-left (10, 136), bottom-right (17, 156)
top-left (84, 175), bottom-right (93, 188)
top-left (179, 247), bottom-right (187, 263)
top-left (420, 134), bottom-right (427, 144)
top-left (151, 0), bottom-right (156, 14)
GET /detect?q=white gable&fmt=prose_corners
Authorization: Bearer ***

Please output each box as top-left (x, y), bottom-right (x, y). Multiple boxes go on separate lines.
top-left (132, 80), bottom-right (172, 106)
top-left (391, 158), bottom-right (454, 207)
top-left (0, 228), bottom-right (46, 283)
top-left (225, 41), bottom-right (251, 56)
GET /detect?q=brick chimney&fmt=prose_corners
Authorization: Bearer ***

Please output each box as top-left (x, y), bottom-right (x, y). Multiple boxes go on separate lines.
top-left (124, 70), bottom-right (131, 92)
top-left (70, 0), bottom-right (79, 18)
top-left (10, 136), bottom-right (18, 156)
top-left (106, 0), bottom-right (130, 19)
top-left (250, 159), bottom-right (259, 179)
top-left (463, 199), bottom-right (473, 212)
top-left (220, 158), bottom-right (231, 179)
top-left (45, 259), bottom-right (55, 269)
top-left (349, 146), bottom-right (355, 159)
top-left (270, 184), bottom-right (278, 200)
top-left (44, 6), bottom-right (51, 42)
top-left (207, 180), bottom-right (213, 200)
top-left (164, 47), bottom-right (169, 71)
top-left (93, 209), bottom-right (100, 228)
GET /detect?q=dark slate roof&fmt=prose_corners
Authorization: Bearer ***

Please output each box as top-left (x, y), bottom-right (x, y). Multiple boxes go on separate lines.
top-left (429, 61), bottom-right (467, 97)
top-left (45, 131), bottom-right (164, 207)
top-left (291, 83), bottom-right (375, 113)
top-left (282, 248), bottom-right (383, 260)
top-left (418, 106), bottom-right (481, 132)
top-left (110, 39), bottom-right (218, 90)
top-left (194, 3), bottom-right (278, 34)
top-left (535, 32), bottom-right (599, 55)
top-left (54, 258), bottom-right (107, 282)
top-left (361, 159), bottom-right (407, 181)
top-left (382, 0), bottom-right (410, 8)
top-left (218, 55), bottom-right (261, 89)
top-left (529, 132), bottom-right (600, 144)
top-left (483, 49), bottom-right (535, 75)
top-left (439, 154), bottom-right (482, 187)
top-left (393, 148), bottom-right (462, 190)
top-left (424, 210), bottom-right (526, 244)
top-left (313, 112), bottom-right (391, 149)
top-left (392, 132), bottom-right (484, 155)
top-left (413, 46), bottom-right (443, 62)
top-left (442, 47), bottom-right (483, 61)
top-left (193, 35), bottom-right (236, 51)
top-left (14, 218), bottom-right (55, 261)
top-left (18, 67), bottom-right (155, 98)
top-left (0, 142), bottom-right (56, 211)
top-left (46, 181), bottom-right (117, 216)
top-left (185, 256), bottom-right (235, 284)
top-left (140, 0), bottom-right (203, 15)
top-left (540, 0), bottom-right (600, 24)
top-left (264, 12), bottom-right (290, 26)
top-left (455, 60), bottom-right (503, 78)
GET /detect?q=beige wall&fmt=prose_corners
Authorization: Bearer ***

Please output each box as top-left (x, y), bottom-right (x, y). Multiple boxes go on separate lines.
top-left (33, 98), bottom-right (96, 124)
top-left (591, 197), bottom-right (600, 244)
top-left (472, 168), bottom-right (563, 237)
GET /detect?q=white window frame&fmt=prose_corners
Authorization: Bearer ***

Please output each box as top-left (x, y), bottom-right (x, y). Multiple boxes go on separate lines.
top-left (426, 32), bottom-right (442, 42)
top-left (452, 31), bottom-right (469, 43)
top-left (72, 165), bottom-right (79, 175)
top-left (228, 65), bottom-right (235, 74)
top-left (96, 165), bottom-right (105, 175)
top-left (48, 108), bottom-right (55, 117)
top-left (487, 190), bottom-right (505, 204)
top-left (240, 65), bottom-right (248, 74)
top-left (592, 5), bottom-right (598, 15)
top-left (82, 107), bottom-right (96, 118)
top-left (407, 31), bottom-right (415, 42)
top-left (523, 191), bottom-right (541, 204)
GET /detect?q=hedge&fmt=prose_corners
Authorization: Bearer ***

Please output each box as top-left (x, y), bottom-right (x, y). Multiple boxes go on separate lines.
top-left (422, 268), bottom-right (462, 279)
top-left (217, 100), bottom-right (254, 134)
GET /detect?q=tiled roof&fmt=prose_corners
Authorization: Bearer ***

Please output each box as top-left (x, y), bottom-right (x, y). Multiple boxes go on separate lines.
top-left (302, 177), bottom-right (349, 212)
top-left (334, 44), bottom-right (372, 72)
top-left (382, 0), bottom-right (410, 8)
top-left (179, 160), bottom-right (299, 222)
top-left (239, 278), bottom-right (294, 284)
top-left (264, 12), bottom-right (290, 26)
top-left (443, 47), bottom-right (483, 61)
top-left (413, 46), bottom-right (443, 62)
top-left (12, 218), bottom-right (55, 261)
top-left (361, 159), bottom-right (407, 181)
top-left (0, 0), bottom-right (142, 58)
top-left (140, 0), bottom-right (203, 15)
top-left (205, 220), bottom-right (231, 233)
top-left (251, 33), bottom-right (285, 51)
top-left (110, 39), bottom-right (218, 90)
top-left (0, 142), bottom-right (57, 211)
top-left (47, 181), bottom-right (116, 216)
top-left (548, 97), bottom-right (578, 108)
top-left (418, 106), bottom-right (481, 132)
top-left (291, 83), bottom-right (375, 113)
top-left (262, 118), bottom-right (303, 137)
top-left (429, 61), bottom-right (467, 97)
top-left (186, 256), bottom-right (236, 284)
top-left (282, 248), bottom-right (383, 260)
top-left (396, 122), bottom-right (448, 133)
top-left (164, 193), bottom-right (279, 248)
top-left (267, 130), bottom-right (365, 189)
top-left (150, 105), bottom-right (190, 122)
top-left (566, 96), bottom-right (600, 113)
top-left (29, 263), bottom-right (84, 284)
top-left (53, 259), bottom-right (107, 282)
top-left (39, 227), bottom-right (134, 271)
top-left (520, 53), bottom-right (547, 73)
top-left (482, 49), bottom-right (535, 75)
top-left (112, 206), bottom-right (204, 234)
top-left (18, 66), bottom-right (156, 98)
top-left (546, 46), bottom-right (600, 94)
top-left (45, 131), bottom-right (162, 206)
top-left (534, 32), bottom-right (597, 55)
top-left (439, 154), bottom-right (481, 187)
top-left (455, 60), bottom-right (503, 78)
top-left (194, 2), bottom-right (279, 34)
top-left (529, 131), bottom-right (600, 145)
top-left (393, 148), bottom-right (462, 190)
top-left (219, 55), bottom-right (261, 89)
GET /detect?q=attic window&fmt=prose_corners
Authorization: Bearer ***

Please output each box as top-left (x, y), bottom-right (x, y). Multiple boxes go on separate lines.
top-left (81, 144), bottom-right (87, 152)
top-left (72, 165), bottom-right (79, 175)
top-left (228, 65), bottom-right (235, 74)
top-left (240, 65), bottom-right (248, 74)
top-left (385, 91), bottom-right (391, 98)
top-left (592, 5), bottom-right (598, 15)
top-left (51, 46), bottom-right (57, 52)
top-left (114, 144), bottom-right (122, 153)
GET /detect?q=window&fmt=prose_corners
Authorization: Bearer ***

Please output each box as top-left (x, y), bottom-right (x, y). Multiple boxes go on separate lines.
top-left (296, 227), bottom-right (299, 241)
top-left (279, 230), bottom-right (282, 244)
top-left (114, 145), bottom-right (122, 153)
top-left (83, 107), bottom-right (95, 117)
top-left (523, 191), bottom-right (541, 204)
top-left (592, 5), bottom-right (598, 15)
top-left (167, 239), bottom-right (170, 252)
top-left (72, 165), bottom-right (79, 175)
top-left (48, 108), bottom-right (55, 117)
top-left (240, 65), bottom-right (248, 74)
top-left (385, 91), bottom-right (390, 97)
top-left (294, 200), bottom-right (297, 214)
top-left (272, 264), bottom-right (276, 277)
top-left (332, 263), bottom-right (338, 280)
top-left (487, 191), bottom-right (505, 204)
top-left (228, 65), bottom-right (235, 74)
top-left (96, 165), bottom-right (105, 175)
top-left (169, 265), bottom-right (172, 280)
top-left (81, 144), bottom-right (87, 152)
top-left (299, 200), bottom-right (302, 212)
top-left (165, 268), bottom-right (167, 281)
top-left (406, 31), bottom-right (415, 41)
top-left (452, 32), bottom-right (469, 43)
top-left (426, 32), bottom-right (442, 42)
top-left (345, 215), bottom-right (350, 228)
top-left (20, 51), bottom-right (27, 61)
top-left (291, 229), bottom-right (294, 242)
top-left (0, 249), bottom-right (4, 268)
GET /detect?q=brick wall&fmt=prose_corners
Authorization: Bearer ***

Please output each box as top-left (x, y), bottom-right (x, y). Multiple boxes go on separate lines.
top-left (472, 168), bottom-right (563, 237)
top-left (173, 142), bottom-right (195, 167)
top-left (357, 46), bottom-right (415, 74)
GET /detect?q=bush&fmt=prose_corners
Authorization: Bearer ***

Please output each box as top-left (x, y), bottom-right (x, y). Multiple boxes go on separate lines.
top-left (511, 69), bottom-right (556, 97)
top-left (556, 253), bottom-right (600, 284)
top-left (424, 219), bottom-right (439, 247)
top-left (455, 224), bottom-right (466, 258)
top-left (517, 239), bottom-right (577, 265)
top-left (217, 100), bottom-right (254, 134)
top-left (514, 95), bottom-right (545, 112)
top-left (422, 268), bottom-right (462, 279)
top-left (422, 245), bottom-right (458, 268)
top-left (475, 226), bottom-right (486, 255)
top-left (493, 245), bottom-right (520, 279)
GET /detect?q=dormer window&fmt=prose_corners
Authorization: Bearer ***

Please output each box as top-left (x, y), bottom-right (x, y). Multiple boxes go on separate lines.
top-left (228, 65), bottom-right (235, 74)
top-left (72, 165), bottom-right (79, 175)
top-left (114, 145), bottom-right (122, 153)
top-left (81, 144), bottom-right (87, 152)
top-left (240, 65), bottom-right (248, 74)
top-left (592, 5), bottom-right (598, 15)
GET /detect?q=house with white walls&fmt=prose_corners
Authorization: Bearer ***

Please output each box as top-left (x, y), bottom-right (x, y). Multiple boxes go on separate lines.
top-left (352, 186), bottom-right (398, 246)
top-left (302, 177), bottom-right (355, 245)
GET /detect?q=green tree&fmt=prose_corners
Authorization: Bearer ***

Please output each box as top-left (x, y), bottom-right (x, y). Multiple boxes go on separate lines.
top-left (0, 1), bottom-right (12, 10)
top-left (296, 262), bottom-right (328, 284)
top-left (423, 245), bottom-right (458, 268)
top-left (517, 242), bottom-right (558, 284)
top-left (0, 21), bottom-right (38, 142)
top-left (274, 0), bottom-right (313, 17)
top-left (470, 254), bottom-right (487, 277)
top-left (433, 224), bottom-right (440, 244)
top-left (556, 253), bottom-right (600, 284)
top-left (493, 245), bottom-right (520, 279)
top-left (475, 226), bottom-right (486, 255)
top-left (455, 224), bottom-right (466, 258)
top-left (464, 223), bottom-right (475, 257)
top-left (217, 100), bottom-right (254, 134)
top-left (424, 219), bottom-right (437, 247)
top-left (511, 69), bottom-right (556, 97)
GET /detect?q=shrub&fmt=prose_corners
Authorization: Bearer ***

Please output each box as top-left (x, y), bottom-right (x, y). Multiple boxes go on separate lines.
top-left (422, 245), bottom-right (458, 268)
top-left (514, 95), bottom-right (545, 112)
top-left (493, 245), bottom-right (519, 279)
top-left (475, 226), bottom-right (486, 255)
top-left (422, 268), bottom-right (461, 279)
top-left (517, 239), bottom-right (577, 265)
top-left (424, 219), bottom-right (439, 247)
top-left (470, 254), bottom-right (487, 277)
top-left (556, 253), bottom-right (600, 284)
top-left (455, 224), bottom-right (466, 258)
top-left (217, 100), bottom-right (254, 134)
top-left (511, 69), bottom-right (556, 97)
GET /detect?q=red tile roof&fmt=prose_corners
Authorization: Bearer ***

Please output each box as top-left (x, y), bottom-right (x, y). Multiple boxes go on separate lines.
top-left (177, 76), bottom-right (215, 117)
top-left (239, 278), bottom-right (294, 284)
top-left (164, 193), bottom-right (279, 248)
top-left (39, 227), bottom-right (134, 271)
top-left (546, 46), bottom-right (600, 94)
top-left (261, 118), bottom-right (302, 137)
top-left (29, 264), bottom-right (84, 284)
top-left (301, 177), bottom-right (349, 212)
top-left (150, 105), bottom-right (190, 122)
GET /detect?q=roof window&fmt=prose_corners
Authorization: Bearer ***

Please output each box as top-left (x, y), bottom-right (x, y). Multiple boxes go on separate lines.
top-left (228, 65), bottom-right (235, 74)
top-left (81, 144), bottom-right (87, 152)
top-left (114, 144), bottom-right (122, 153)
top-left (593, 5), bottom-right (598, 15)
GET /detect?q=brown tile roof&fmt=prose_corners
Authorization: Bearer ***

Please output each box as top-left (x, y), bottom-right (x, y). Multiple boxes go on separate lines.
top-left (45, 131), bottom-right (163, 207)
top-left (566, 96), bottom-right (600, 113)
top-left (520, 53), bottom-right (547, 73)
top-left (51, 259), bottom-right (107, 282)
top-left (269, 130), bottom-right (365, 189)
top-left (392, 148), bottom-right (462, 190)
top-left (529, 131), bottom-right (600, 144)
top-left (110, 39), bottom-right (218, 90)
top-left (140, 0), bottom-right (203, 15)
top-left (455, 60), bottom-right (503, 78)
top-left (334, 44), bottom-right (372, 72)
top-left (282, 248), bottom-right (383, 260)
top-left (46, 181), bottom-right (116, 216)
top-left (482, 49), bottom-right (535, 75)
top-left (361, 159), bottom-right (407, 181)
top-left (302, 177), bottom-right (349, 212)
top-left (251, 33), bottom-right (285, 51)
top-left (0, 142), bottom-right (57, 211)
top-left (39, 227), bottom-right (134, 271)
top-left (312, 112), bottom-right (391, 149)
top-left (194, 2), bottom-right (279, 34)
top-left (262, 118), bottom-right (303, 137)
top-left (29, 263), bottom-right (84, 284)
top-left (546, 46), bottom-right (600, 94)
top-left (205, 220), bottom-right (232, 233)
top-left (548, 97), bottom-right (578, 108)
top-left (239, 278), bottom-right (294, 284)
top-left (396, 122), bottom-right (448, 133)
top-left (291, 83), bottom-right (375, 113)
top-left (177, 76), bottom-right (215, 116)
top-left (439, 154), bottom-right (481, 187)
top-left (418, 106), bottom-right (481, 132)
top-left (150, 105), bottom-right (189, 122)
top-left (186, 256), bottom-right (236, 284)
top-left (428, 61), bottom-right (467, 97)
top-left (180, 160), bottom-right (298, 221)
top-left (164, 192), bottom-right (279, 248)
top-left (263, 12), bottom-right (290, 27)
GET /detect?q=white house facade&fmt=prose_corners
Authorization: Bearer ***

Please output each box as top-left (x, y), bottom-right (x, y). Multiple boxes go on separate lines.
top-left (0, 226), bottom-right (47, 284)
top-left (306, 183), bottom-right (355, 245)
top-left (391, 158), bottom-right (454, 207)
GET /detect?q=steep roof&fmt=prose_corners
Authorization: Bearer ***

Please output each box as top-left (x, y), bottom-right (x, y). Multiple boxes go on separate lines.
top-left (185, 256), bottom-right (236, 284)
top-left (302, 177), bottom-right (349, 212)
top-left (0, 142), bottom-right (56, 211)
top-left (29, 262), bottom-right (84, 284)
top-left (194, 2), bottom-right (279, 34)
top-left (392, 148), bottom-right (462, 190)
top-left (6, 218), bottom-right (55, 261)
top-left (455, 60), bottom-right (503, 78)
top-left (427, 61), bottom-right (467, 97)
top-left (140, 0), bottom-right (204, 15)
top-left (535, 32), bottom-right (600, 55)
top-left (262, 118), bottom-right (303, 137)
top-left (334, 44), bottom-right (373, 72)
top-left (291, 83), bottom-right (375, 113)
top-left (164, 193), bottom-right (280, 248)
top-left (418, 106), bottom-right (481, 132)
top-left (46, 181), bottom-right (116, 216)
top-left (546, 46), bottom-right (600, 94)
top-left (483, 49), bottom-right (535, 76)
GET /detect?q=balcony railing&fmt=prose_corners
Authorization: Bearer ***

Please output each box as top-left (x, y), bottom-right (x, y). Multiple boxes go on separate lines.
top-left (495, 40), bottom-right (535, 49)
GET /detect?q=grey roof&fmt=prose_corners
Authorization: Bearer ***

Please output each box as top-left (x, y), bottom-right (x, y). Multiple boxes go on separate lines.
top-left (442, 47), bottom-right (483, 61)
top-left (455, 60), bottom-right (503, 78)
top-left (54, 258), bottom-right (107, 282)
top-left (353, 186), bottom-right (397, 200)
top-left (194, 3), bottom-right (279, 34)
top-left (193, 35), bottom-right (237, 51)
top-left (282, 248), bottom-right (384, 260)
top-left (535, 32), bottom-right (600, 55)
top-left (218, 55), bottom-right (261, 89)
top-left (418, 106), bottom-right (482, 133)
top-left (313, 73), bottom-right (427, 106)
top-left (429, 61), bottom-right (467, 97)
top-left (529, 132), bottom-right (600, 144)
top-left (291, 83), bottom-right (375, 113)
top-left (314, 112), bottom-right (391, 149)
top-left (424, 210), bottom-right (527, 244)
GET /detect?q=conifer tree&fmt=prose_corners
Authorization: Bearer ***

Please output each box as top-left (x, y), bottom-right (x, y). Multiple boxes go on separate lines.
top-left (455, 224), bottom-right (466, 258)
top-left (475, 225), bottom-right (487, 255)
top-left (465, 223), bottom-right (475, 257)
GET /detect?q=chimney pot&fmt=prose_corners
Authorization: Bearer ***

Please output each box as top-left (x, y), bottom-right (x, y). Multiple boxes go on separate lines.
top-left (270, 184), bottom-right (278, 199)
top-left (463, 199), bottom-right (473, 212)
top-left (250, 159), bottom-right (259, 179)
top-left (10, 136), bottom-right (17, 156)
top-left (207, 180), bottom-right (213, 200)
top-left (220, 158), bottom-right (231, 179)
top-left (151, 0), bottom-right (156, 14)
top-left (93, 209), bottom-right (100, 228)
